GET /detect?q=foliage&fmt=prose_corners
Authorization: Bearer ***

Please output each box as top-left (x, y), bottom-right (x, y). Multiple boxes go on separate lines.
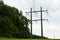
top-left (0, 1), bottom-right (30, 38)
top-left (0, 16), bottom-right (19, 37)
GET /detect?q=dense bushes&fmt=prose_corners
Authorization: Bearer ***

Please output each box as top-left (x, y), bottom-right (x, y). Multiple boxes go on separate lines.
top-left (0, 1), bottom-right (30, 38)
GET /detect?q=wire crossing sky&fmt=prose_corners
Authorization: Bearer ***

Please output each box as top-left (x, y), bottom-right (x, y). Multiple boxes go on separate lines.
top-left (3, 0), bottom-right (60, 39)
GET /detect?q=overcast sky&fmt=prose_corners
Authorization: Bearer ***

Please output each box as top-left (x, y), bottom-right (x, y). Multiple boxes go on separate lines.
top-left (3, 0), bottom-right (60, 39)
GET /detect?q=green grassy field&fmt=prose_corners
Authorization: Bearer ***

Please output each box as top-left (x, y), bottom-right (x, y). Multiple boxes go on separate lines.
top-left (0, 38), bottom-right (59, 40)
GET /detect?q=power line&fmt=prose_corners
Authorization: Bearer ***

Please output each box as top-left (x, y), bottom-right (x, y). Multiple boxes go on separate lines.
top-left (26, 7), bottom-right (48, 38)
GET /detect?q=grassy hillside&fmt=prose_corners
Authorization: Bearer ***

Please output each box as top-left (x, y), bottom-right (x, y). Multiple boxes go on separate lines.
top-left (0, 38), bottom-right (59, 40)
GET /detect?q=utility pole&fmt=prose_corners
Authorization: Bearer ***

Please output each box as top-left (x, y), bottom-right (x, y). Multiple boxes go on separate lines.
top-left (40, 7), bottom-right (43, 37)
top-left (26, 7), bottom-right (48, 38)
top-left (40, 7), bottom-right (48, 37)
top-left (30, 8), bottom-right (32, 38)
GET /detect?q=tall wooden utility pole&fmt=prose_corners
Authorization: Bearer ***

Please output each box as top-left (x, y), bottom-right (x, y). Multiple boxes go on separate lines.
top-left (40, 7), bottom-right (43, 37)
top-left (30, 8), bottom-right (32, 38)
top-left (26, 7), bottom-right (48, 38)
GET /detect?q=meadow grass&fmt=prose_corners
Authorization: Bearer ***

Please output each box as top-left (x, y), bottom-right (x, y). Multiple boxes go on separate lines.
top-left (0, 38), bottom-right (59, 40)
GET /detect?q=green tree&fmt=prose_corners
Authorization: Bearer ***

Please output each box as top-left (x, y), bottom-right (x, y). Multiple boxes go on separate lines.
top-left (0, 1), bottom-right (30, 38)
top-left (0, 16), bottom-right (19, 37)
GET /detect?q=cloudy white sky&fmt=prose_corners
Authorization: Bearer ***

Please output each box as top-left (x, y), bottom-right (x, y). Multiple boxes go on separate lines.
top-left (3, 0), bottom-right (60, 39)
